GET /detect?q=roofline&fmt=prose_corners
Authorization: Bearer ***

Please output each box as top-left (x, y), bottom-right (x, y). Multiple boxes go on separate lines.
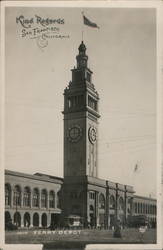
top-left (134, 194), bottom-right (156, 201)
top-left (5, 169), bottom-right (63, 184)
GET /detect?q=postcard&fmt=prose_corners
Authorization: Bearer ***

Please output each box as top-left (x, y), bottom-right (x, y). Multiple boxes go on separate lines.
top-left (0, 1), bottom-right (162, 250)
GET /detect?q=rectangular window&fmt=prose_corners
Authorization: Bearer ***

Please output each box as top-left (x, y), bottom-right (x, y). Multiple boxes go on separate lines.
top-left (89, 191), bottom-right (95, 200)
top-left (41, 194), bottom-right (47, 208)
top-left (68, 95), bottom-right (84, 109)
top-left (88, 96), bottom-right (97, 111)
top-left (33, 194), bottom-right (39, 207)
top-left (13, 192), bottom-right (21, 206)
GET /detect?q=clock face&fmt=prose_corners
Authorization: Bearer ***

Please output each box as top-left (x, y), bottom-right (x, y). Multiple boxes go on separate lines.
top-left (68, 125), bottom-right (82, 143)
top-left (88, 126), bottom-right (97, 144)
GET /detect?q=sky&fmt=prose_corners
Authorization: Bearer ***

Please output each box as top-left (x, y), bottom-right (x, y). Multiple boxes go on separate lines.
top-left (5, 7), bottom-right (157, 197)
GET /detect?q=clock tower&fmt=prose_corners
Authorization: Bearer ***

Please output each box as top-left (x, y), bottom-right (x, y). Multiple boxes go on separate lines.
top-left (62, 41), bottom-right (100, 220)
top-left (63, 41), bottom-right (100, 179)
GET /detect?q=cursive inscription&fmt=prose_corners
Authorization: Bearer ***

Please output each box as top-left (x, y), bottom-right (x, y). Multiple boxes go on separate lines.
top-left (16, 15), bottom-right (69, 49)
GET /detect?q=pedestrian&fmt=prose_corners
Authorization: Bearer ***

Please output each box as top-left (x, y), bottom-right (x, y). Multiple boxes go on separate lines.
top-left (113, 220), bottom-right (122, 238)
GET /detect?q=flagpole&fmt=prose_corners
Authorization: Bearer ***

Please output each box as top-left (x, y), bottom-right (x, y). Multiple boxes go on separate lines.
top-left (81, 11), bottom-right (84, 41)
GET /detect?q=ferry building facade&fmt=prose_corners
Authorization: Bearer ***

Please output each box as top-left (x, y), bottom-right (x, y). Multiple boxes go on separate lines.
top-left (5, 42), bottom-right (157, 229)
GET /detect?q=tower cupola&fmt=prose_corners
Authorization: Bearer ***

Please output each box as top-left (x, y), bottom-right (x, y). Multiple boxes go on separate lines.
top-left (76, 41), bottom-right (88, 69)
top-left (78, 41), bottom-right (86, 54)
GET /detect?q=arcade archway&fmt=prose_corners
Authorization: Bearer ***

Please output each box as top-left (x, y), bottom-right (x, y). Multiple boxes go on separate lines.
top-left (33, 213), bottom-right (39, 227)
top-left (5, 211), bottom-right (11, 225)
top-left (24, 212), bottom-right (30, 227)
top-left (14, 212), bottom-right (21, 227)
top-left (41, 213), bottom-right (47, 228)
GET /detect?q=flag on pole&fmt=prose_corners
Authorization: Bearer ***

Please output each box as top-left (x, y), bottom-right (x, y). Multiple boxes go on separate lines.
top-left (83, 14), bottom-right (99, 29)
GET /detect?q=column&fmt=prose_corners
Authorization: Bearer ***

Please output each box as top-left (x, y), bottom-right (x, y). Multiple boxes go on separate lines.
top-left (21, 191), bottom-right (23, 207)
top-left (105, 184), bottom-right (109, 229)
top-left (11, 211), bottom-right (14, 224)
top-left (47, 192), bottom-right (49, 210)
top-left (39, 191), bottom-right (41, 209)
top-left (55, 191), bottom-right (57, 208)
top-left (39, 213), bottom-right (42, 227)
top-left (47, 213), bottom-right (51, 227)
top-left (11, 188), bottom-right (14, 208)
top-left (20, 213), bottom-right (24, 228)
top-left (30, 212), bottom-right (33, 228)
top-left (30, 192), bottom-right (33, 208)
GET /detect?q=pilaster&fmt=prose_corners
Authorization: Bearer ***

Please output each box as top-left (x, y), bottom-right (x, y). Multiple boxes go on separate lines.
top-left (95, 191), bottom-right (99, 227)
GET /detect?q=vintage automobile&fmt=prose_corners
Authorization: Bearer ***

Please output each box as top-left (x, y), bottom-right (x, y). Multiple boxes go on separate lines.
top-left (127, 215), bottom-right (149, 228)
top-left (5, 220), bottom-right (18, 231)
top-left (64, 215), bottom-right (83, 229)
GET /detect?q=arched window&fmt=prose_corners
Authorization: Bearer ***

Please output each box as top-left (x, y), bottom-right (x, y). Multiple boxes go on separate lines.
top-left (23, 187), bottom-right (30, 207)
top-left (5, 184), bottom-right (11, 206)
top-left (33, 188), bottom-right (39, 207)
top-left (49, 191), bottom-right (55, 208)
top-left (13, 185), bottom-right (21, 206)
top-left (99, 193), bottom-right (105, 209)
top-left (41, 189), bottom-right (47, 208)
top-left (109, 195), bottom-right (115, 209)
top-left (119, 197), bottom-right (124, 211)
